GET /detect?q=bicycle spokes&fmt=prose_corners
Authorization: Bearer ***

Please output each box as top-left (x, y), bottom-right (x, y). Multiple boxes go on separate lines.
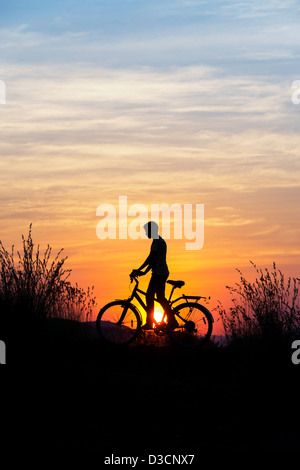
top-left (97, 301), bottom-right (140, 344)
top-left (171, 303), bottom-right (212, 346)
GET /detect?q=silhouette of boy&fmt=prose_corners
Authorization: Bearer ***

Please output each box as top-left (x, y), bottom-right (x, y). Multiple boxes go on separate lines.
top-left (131, 221), bottom-right (178, 330)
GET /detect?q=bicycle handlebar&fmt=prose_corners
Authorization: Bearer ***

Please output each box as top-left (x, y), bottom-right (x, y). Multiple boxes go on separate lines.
top-left (129, 273), bottom-right (139, 283)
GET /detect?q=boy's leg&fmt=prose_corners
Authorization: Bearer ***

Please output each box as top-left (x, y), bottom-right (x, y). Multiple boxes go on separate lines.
top-left (144, 275), bottom-right (156, 328)
top-left (155, 275), bottom-right (177, 326)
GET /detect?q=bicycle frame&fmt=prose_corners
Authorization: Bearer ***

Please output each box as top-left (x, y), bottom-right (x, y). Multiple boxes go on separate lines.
top-left (117, 276), bottom-right (210, 325)
top-left (127, 277), bottom-right (148, 314)
top-left (97, 274), bottom-right (214, 346)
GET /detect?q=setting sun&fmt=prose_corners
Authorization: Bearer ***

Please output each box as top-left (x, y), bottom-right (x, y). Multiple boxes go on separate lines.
top-left (153, 310), bottom-right (165, 325)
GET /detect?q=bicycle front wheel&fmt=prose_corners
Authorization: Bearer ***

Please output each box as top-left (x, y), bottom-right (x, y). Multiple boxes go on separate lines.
top-left (170, 302), bottom-right (213, 347)
top-left (96, 301), bottom-right (141, 345)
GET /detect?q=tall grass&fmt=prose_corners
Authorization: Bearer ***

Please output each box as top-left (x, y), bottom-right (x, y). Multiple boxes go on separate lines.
top-left (0, 225), bottom-right (96, 335)
top-left (216, 261), bottom-right (300, 344)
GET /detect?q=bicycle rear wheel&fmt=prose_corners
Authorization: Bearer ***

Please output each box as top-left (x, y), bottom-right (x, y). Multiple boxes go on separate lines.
top-left (170, 302), bottom-right (213, 347)
top-left (96, 301), bottom-right (141, 345)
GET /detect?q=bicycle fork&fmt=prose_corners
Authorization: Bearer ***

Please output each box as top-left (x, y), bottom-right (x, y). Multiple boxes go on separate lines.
top-left (116, 301), bottom-right (130, 326)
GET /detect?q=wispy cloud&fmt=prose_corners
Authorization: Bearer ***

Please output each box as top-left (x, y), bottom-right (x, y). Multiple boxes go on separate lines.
top-left (1, 62), bottom-right (298, 203)
top-left (1, 1), bottom-right (299, 68)
top-left (220, 0), bottom-right (299, 18)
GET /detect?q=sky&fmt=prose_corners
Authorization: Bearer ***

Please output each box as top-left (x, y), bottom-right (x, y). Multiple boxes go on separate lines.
top-left (1, 1), bottom-right (299, 332)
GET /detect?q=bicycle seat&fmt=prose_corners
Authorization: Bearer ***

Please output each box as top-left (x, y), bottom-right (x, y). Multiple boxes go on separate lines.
top-left (167, 280), bottom-right (185, 288)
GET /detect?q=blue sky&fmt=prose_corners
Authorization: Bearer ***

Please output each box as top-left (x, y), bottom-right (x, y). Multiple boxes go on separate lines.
top-left (1, 0), bottom-right (300, 73)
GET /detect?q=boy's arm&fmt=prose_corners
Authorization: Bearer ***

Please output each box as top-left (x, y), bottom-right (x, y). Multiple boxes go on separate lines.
top-left (139, 250), bottom-right (157, 270)
top-left (132, 251), bottom-right (157, 276)
top-left (138, 253), bottom-right (151, 271)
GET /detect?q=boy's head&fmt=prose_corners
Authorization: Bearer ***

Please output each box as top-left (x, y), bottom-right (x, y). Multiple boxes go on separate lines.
top-left (143, 221), bottom-right (159, 239)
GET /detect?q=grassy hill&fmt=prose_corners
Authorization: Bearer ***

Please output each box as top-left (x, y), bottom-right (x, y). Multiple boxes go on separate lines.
top-left (2, 229), bottom-right (300, 455)
top-left (4, 316), bottom-right (300, 455)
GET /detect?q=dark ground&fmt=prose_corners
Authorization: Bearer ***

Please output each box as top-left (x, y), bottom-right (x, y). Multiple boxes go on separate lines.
top-left (2, 319), bottom-right (300, 461)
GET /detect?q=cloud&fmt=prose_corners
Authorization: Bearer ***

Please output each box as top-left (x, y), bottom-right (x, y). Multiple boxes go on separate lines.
top-left (205, 217), bottom-right (263, 227)
top-left (1, 1), bottom-right (299, 68)
top-left (1, 62), bottom-right (299, 215)
top-left (2, 62), bottom-right (293, 130)
top-left (220, 0), bottom-right (299, 17)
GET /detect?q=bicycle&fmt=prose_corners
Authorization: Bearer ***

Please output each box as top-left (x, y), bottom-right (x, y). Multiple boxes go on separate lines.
top-left (96, 273), bottom-right (214, 347)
